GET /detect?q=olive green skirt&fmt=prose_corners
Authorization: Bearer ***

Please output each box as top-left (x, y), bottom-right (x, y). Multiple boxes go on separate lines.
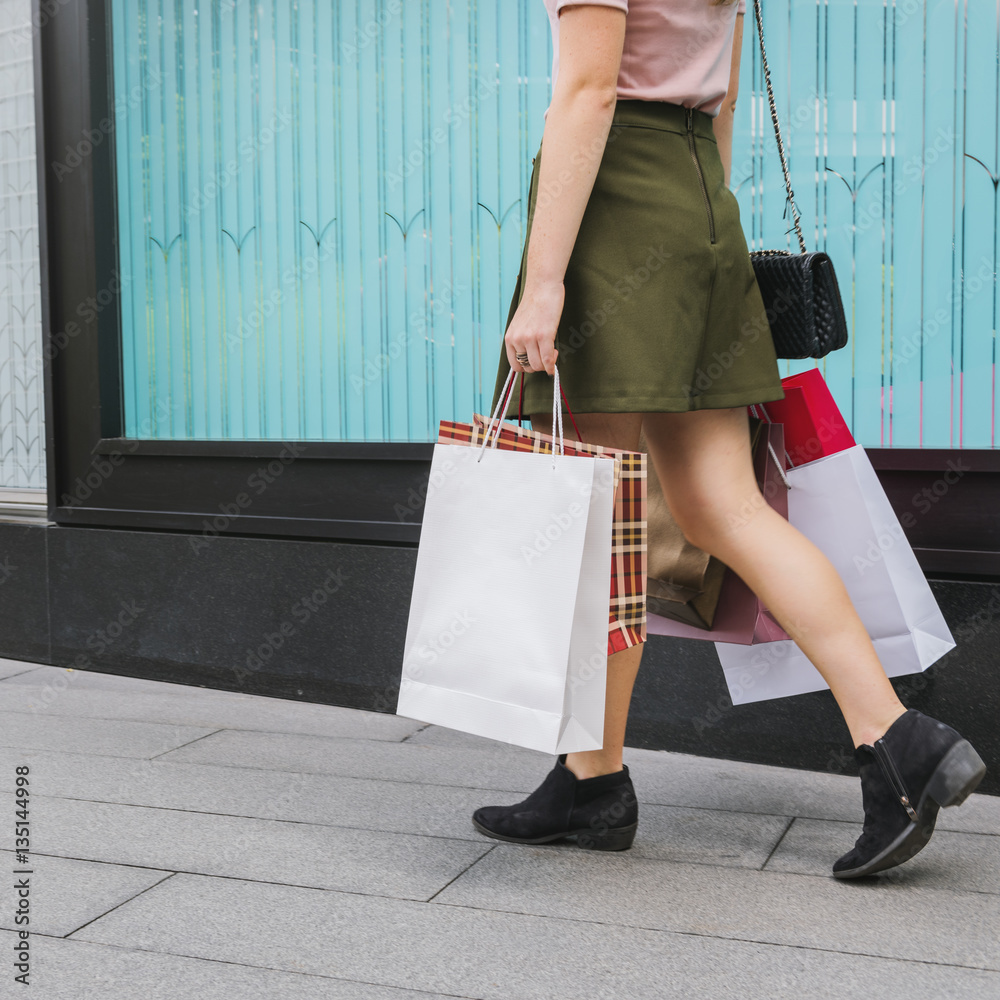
top-left (489, 99), bottom-right (786, 418)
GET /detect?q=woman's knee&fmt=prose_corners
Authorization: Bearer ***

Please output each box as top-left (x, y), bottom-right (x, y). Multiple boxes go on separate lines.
top-left (674, 488), bottom-right (769, 554)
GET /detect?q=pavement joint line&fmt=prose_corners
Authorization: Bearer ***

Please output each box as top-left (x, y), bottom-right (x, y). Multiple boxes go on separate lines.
top-left (0, 704), bottom-right (422, 742)
top-left (760, 816), bottom-right (797, 871)
top-left (461, 845), bottom-right (1000, 899)
top-left (61, 879), bottom-right (1000, 977)
top-left (29, 931), bottom-right (485, 1000)
top-left (57, 870), bottom-right (179, 939)
top-left (10, 792), bottom-right (494, 845)
top-left (147, 728), bottom-right (229, 760)
top-left (18, 825), bottom-right (999, 902)
top-left (423, 897), bottom-right (1000, 974)
top-left (424, 843), bottom-right (499, 903)
top-left (49, 864), bottom-right (504, 908)
top-left (0, 667), bottom-right (50, 683)
top-left (399, 723), bottom-right (433, 743)
top-left (0, 743), bottom-right (207, 765)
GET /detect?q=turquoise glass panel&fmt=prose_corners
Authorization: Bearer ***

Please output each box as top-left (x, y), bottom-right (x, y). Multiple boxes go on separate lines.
top-left (111, 0), bottom-right (1000, 447)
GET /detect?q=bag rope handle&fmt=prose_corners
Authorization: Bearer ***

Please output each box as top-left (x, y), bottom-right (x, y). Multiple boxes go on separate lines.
top-left (751, 0), bottom-right (807, 255)
top-left (516, 371), bottom-right (583, 441)
top-left (478, 365), bottom-right (568, 468)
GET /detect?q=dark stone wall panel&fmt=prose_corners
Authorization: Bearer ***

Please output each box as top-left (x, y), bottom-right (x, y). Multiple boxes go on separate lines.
top-left (1, 521), bottom-right (995, 793)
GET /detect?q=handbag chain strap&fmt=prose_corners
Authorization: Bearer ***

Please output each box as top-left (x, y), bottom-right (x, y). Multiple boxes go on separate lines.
top-left (750, 0), bottom-right (807, 255)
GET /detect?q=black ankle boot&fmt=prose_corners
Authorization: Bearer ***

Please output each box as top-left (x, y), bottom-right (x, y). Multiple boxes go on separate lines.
top-left (471, 754), bottom-right (638, 851)
top-left (833, 709), bottom-right (987, 879)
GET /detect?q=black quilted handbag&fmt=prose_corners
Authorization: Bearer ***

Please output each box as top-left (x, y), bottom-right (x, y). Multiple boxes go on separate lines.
top-left (747, 0), bottom-right (849, 360)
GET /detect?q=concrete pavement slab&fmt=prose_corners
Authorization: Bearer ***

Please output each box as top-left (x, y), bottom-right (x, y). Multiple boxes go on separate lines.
top-left (0, 665), bottom-right (424, 741)
top-left (157, 727), bottom-right (560, 793)
top-left (0, 659), bottom-right (47, 680)
top-left (0, 709), bottom-right (218, 758)
top-left (0, 747), bottom-right (490, 839)
top-left (0, 850), bottom-right (172, 937)
top-left (0, 747), bottom-right (787, 868)
top-left (4, 793), bottom-right (491, 901)
top-left (0, 929), bottom-right (456, 999)
top-left (764, 817), bottom-right (1000, 894)
top-left (433, 844), bottom-right (1000, 971)
top-left (68, 871), bottom-right (1000, 999)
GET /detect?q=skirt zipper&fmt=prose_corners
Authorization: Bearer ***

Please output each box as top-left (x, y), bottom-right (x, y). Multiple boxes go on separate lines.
top-left (686, 106), bottom-right (716, 244)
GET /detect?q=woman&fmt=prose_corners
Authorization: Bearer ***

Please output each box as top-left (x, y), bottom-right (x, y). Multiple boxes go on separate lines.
top-left (471, 0), bottom-right (986, 879)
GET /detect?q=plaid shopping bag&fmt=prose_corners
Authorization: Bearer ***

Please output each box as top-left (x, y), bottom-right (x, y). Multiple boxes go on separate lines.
top-left (437, 415), bottom-right (647, 657)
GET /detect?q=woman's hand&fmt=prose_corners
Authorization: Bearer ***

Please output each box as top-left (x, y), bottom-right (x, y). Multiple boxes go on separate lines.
top-left (505, 280), bottom-right (565, 376)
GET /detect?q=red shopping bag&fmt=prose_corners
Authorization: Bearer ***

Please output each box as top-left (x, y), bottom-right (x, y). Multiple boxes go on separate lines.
top-left (750, 367), bottom-right (855, 468)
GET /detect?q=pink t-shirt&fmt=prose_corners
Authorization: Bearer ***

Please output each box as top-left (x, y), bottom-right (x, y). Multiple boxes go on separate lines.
top-left (545, 0), bottom-right (747, 117)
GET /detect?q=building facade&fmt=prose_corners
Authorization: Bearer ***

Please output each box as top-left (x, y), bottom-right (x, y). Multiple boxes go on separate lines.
top-left (2, 0), bottom-right (998, 786)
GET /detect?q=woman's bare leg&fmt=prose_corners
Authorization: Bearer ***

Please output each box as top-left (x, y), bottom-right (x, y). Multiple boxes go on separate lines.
top-left (641, 405), bottom-right (906, 749)
top-left (531, 411), bottom-right (646, 780)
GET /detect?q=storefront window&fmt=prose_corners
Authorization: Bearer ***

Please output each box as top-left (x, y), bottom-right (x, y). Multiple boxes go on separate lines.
top-left (108, 1), bottom-right (998, 448)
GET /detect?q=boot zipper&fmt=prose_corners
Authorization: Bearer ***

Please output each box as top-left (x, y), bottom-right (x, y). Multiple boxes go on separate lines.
top-left (686, 106), bottom-right (716, 245)
top-left (872, 739), bottom-right (920, 822)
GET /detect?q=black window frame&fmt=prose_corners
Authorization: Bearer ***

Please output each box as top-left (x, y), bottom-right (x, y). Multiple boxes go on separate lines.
top-left (38, 0), bottom-right (435, 545)
top-left (35, 0), bottom-right (1000, 571)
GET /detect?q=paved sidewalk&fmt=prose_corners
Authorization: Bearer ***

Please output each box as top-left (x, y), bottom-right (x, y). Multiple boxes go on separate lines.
top-left (0, 656), bottom-right (997, 999)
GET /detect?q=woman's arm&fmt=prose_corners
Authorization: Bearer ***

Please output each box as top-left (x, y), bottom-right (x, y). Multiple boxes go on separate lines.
top-left (504, 4), bottom-right (626, 377)
top-left (711, 10), bottom-right (744, 188)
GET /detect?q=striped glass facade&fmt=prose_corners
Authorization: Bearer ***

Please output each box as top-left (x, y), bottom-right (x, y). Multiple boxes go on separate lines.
top-left (109, 0), bottom-right (1000, 448)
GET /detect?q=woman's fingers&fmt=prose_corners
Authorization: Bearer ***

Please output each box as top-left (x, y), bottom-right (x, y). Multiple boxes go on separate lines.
top-left (537, 338), bottom-right (558, 376)
top-left (524, 341), bottom-right (545, 374)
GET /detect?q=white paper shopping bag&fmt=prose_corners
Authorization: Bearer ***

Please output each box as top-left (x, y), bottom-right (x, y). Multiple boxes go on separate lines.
top-left (396, 367), bottom-right (617, 753)
top-left (715, 444), bottom-right (956, 705)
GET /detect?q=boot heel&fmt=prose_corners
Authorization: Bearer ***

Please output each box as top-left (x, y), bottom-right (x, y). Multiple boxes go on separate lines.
top-left (575, 822), bottom-right (637, 852)
top-left (926, 740), bottom-right (987, 809)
